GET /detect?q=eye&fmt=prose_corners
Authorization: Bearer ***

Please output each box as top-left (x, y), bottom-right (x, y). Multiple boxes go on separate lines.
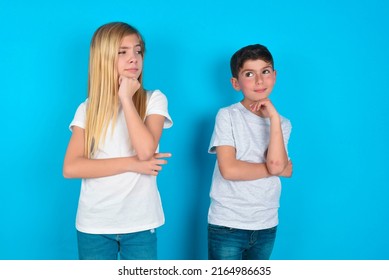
top-left (134, 46), bottom-right (143, 55)
top-left (244, 71), bottom-right (254, 77)
top-left (262, 68), bottom-right (273, 74)
top-left (118, 50), bottom-right (126, 55)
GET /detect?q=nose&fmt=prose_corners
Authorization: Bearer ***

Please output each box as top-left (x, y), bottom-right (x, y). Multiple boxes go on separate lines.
top-left (255, 74), bottom-right (263, 84)
top-left (127, 52), bottom-right (137, 63)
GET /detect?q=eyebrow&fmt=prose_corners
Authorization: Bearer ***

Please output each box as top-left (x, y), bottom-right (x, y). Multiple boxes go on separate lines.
top-left (241, 65), bottom-right (273, 72)
top-left (119, 44), bottom-right (142, 49)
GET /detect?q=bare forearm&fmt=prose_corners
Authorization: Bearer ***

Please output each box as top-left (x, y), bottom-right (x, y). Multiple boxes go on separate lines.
top-left (219, 159), bottom-right (271, 181)
top-left (266, 116), bottom-right (288, 175)
top-left (63, 156), bottom-right (136, 179)
top-left (63, 123), bottom-right (166, 179)
top-left (121, 99), bottom-right (158, 160)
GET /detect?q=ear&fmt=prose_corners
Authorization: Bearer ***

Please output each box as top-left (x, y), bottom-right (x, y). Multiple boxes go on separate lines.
top-left (230, 77), bottom-right (240, 91)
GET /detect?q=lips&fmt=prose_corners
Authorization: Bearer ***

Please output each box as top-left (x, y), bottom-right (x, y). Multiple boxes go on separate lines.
top-left (254, 88), bottom-right (266, 93)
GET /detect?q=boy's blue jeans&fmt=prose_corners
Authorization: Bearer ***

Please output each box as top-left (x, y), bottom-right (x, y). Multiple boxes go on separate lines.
top-left (77, 229), bottom-right (157, 260)
top-left (208, 224), bottom-right (277, 260)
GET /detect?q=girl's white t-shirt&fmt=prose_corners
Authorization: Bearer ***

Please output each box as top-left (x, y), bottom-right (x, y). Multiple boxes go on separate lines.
top-left (69, 90), bottom-right (173, 234)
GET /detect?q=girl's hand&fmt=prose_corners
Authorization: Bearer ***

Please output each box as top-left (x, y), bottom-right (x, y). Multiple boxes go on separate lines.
top-left (118, 76), bottom-right (141, 100)
top-left (249, 98), bottom-right (279, 119)
top-left (133, 152), bottom-right (172, 176)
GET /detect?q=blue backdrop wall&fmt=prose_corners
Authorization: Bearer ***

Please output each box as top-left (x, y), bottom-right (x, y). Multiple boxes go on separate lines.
top-left (1, 0), bottom-right (388, 260)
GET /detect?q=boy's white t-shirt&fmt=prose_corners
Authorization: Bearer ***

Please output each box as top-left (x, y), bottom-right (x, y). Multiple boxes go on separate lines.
top-left (208, 102), bottom-right (291, 230)
top-left (69, 90), bottom-right (172, 234)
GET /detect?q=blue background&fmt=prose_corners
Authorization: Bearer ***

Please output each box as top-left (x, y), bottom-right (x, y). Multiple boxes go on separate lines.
top-left (1, 0), bottom-right (388, 260)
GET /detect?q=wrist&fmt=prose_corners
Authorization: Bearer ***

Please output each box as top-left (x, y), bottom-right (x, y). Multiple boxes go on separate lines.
top-left (269, 113), bottom-right (280, 122)
top-left (120, 95), bottom-right (135, 107)
top-left (125, 156), bottom-right (137, 173)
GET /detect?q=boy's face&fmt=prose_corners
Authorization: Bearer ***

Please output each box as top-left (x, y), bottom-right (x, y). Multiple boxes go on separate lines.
top-left (231, 59), bottom-right (276, 103)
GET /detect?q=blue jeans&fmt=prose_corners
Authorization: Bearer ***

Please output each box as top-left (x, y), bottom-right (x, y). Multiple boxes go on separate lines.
top-left (208, 224), bottom-right (277, 260)
top-left (77, 229), bottom-right (157, 260)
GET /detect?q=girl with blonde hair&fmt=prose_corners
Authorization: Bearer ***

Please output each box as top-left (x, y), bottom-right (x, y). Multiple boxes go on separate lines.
top-left (63, 22), bottom-right (173, 260)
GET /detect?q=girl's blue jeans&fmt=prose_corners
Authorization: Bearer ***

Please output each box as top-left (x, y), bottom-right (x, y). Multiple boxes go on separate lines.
top-left (208, 224), bottom-right (277, 260)
top-left (77, 229), bottom-right (157, 260)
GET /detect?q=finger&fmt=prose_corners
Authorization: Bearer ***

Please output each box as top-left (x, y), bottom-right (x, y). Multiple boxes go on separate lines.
top-left (154, 153), bottom-right (172, 158)
top-left (258, 98), bottom-right (270, 106)
top-left (156, 159), bottom-right (168, 165)
top-left (258, 101), bottom-right (267, 108)
top-left (130, 78), bottom-right (139, 86)
top-left (249, 103), bottom-right (258, 111)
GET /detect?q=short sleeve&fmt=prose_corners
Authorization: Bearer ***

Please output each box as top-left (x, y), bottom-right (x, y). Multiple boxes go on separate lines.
top-left (208, 108), bottom-right (235, 154)
top-left (281, 117), bottom-right (292, 156)
top-left (69, 101), bottom-right (87, 131)
top-left (146, 90), bottom-right (173, 129)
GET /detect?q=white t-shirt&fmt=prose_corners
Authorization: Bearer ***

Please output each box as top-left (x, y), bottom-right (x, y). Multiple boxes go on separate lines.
top-left (69, 90), bottom-right (173, 234)
top-left (208, 102), bottom-right (291, 230)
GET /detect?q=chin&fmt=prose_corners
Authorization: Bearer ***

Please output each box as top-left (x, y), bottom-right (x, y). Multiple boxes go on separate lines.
top-left (123, 74), bottom-right (139, 79)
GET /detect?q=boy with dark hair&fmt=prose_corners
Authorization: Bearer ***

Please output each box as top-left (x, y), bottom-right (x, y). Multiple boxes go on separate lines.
top-left (208, 44), bottom-right (292, 260)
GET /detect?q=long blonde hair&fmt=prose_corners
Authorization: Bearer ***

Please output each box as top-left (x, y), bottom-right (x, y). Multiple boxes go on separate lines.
top-left (85, 22), bottom-right (147, 158)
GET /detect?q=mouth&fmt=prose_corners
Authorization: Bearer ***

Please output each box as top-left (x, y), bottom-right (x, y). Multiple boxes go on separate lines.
top-left (254, 88), bottom-right (267, 93)
top-left (124, 68), bottom-right (139, 73)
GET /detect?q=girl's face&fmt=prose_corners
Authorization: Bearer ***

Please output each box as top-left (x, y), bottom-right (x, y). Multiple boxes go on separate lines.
top-left (117, 34), bottom-right (143, 79)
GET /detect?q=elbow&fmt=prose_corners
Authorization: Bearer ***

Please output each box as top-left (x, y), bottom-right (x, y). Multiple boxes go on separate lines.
top-left (266, 161), bottom-right (286, 176)
top-left (135, 140), bottom-right (159, 161)
top-left (63, 168), bottom-right (71, 179)
top-left (63, 163), bottom-right (76, 179)
top-left (219, 166), bottom-right (236, 181)
top-left (136, 150), bottom-right (155, 161)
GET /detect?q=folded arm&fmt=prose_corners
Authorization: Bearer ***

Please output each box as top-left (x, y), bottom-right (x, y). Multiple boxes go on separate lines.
top-left (121, 97), bottom-right (165, 160)
top-left (118, 78), bottom-right (165, 161)
top-left (216, 145), bottom-right (292, 181)
top-left (63, 126), bottom-right (170, 179)
top-left (216, 146), bottom-right (270, 181)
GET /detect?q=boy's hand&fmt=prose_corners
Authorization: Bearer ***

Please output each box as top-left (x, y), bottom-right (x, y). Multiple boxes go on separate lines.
top-left (118, 76), bottom-right (140, 100)
top-left (279, 160), bottom-right (293, 177)
top-left (249, 98), bottom-right (279, 119)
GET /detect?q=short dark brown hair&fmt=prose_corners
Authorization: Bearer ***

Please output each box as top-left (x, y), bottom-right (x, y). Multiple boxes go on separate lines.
top-left (230, 44), bottom-right (274, 78)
